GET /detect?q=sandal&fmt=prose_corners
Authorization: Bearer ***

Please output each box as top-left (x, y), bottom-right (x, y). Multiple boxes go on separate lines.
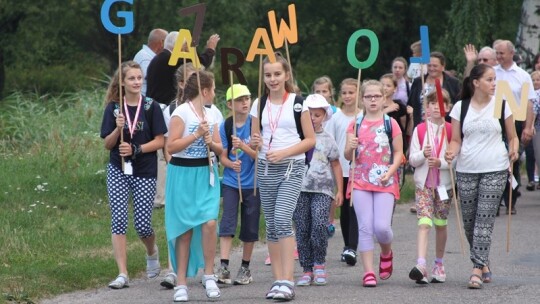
top-left (265, 282), bottom-right (281, 299)
top-left (482, 266), bottom-right (492, 283)
top-left (173, 285), bottom-right (188, 302)
top-left (202, 274), bottom-right (221, 298)
top-left (362, 272), bottom-right (377, 287)
top-left (467, 274), bottom-right (484, 289)
top-left (379, 250), bottom-right (393, 280)
top-left (273, 282), bottom-right (295, 301)
top-left (296, 272), bottom-right (313, 286)
top-left (108, 274), bottom-right (129, 289)
top-left (313, 265), bottom-right (327, 286)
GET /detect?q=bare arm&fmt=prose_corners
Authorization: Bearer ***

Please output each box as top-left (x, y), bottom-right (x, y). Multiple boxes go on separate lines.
top-left (266, 111), bottom-right (316, 163)
top-left (505, 114), bottom-right (519, 162)
top-left (331, 159), bottom-right (344, 207)
top-left (444, 118), bottom-right (462, 163)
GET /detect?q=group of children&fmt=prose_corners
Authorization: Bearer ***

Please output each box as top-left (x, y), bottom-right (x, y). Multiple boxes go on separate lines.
top-left (100, 50), bottom-right (511, 302)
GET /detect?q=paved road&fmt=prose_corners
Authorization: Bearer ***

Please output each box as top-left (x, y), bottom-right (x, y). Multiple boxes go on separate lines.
top-left (43, 190), bottom-right (540, 304)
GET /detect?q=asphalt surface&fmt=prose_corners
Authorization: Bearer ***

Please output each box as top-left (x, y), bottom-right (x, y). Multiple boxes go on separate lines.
top-left (43, 189), bottom-right (540, 304)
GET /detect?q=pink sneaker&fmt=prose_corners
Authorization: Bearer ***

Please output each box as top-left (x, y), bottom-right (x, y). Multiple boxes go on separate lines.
top-left (265, 254), bottom-right (271, 265)
top-left (431, 262), bottom-right (446, 283)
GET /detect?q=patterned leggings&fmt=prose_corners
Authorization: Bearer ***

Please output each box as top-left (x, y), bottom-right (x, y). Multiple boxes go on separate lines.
top-left (106, 163), bottom-right (156, 238)
top-left (456, 170), bottom-right (507, 269)
top-left (293, 192), bottom-right (332, 272)
top-left (257, 159), bottom-right (305, 242)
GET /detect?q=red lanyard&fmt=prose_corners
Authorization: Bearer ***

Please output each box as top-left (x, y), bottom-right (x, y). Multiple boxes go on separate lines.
top-left (267, 92), bottom-right (289, 150)
top-left (123, 95), bottom-right (142, 139)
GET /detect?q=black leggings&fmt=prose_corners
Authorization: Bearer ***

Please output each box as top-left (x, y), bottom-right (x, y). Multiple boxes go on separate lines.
top-left (340, 177), bottom-right (358, 251)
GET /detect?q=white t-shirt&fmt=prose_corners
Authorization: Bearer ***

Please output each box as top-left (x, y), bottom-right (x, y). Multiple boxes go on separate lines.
top-left (249, 93), bottom-right (308, 160)
top-left (449, 97), bottom-right (511, 173)
top-left (324, 110), bottom-right (356, 177)
top-left (170, 102), bottom-right (221, 159)
top-left (494, 63), bottom-right (536, 102)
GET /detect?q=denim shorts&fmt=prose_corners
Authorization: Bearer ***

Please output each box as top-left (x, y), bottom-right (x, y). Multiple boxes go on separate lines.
top-left (218, 184), bottom-right (261, 242)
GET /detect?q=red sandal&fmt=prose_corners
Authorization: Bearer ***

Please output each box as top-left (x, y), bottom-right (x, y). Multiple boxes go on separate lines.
top-left (363, 272), bottom-right (377, 287)
top-left (379, 250), bottom-right (393, 280)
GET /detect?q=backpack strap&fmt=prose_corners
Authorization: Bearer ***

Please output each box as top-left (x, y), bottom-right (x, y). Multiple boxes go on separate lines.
top-left (384, 114), bottom-right (394, 163)
top-left (293, 95), bottom-right (305, 140)
top-left (144, 97), bottom-right (154, 133)
top-left (417, 122), bottom-right (427, 147)
top-left (169, 99), bottom-right (178, 116)
top-left (224, 116), bottom-right (234, 155)
top-left (460, 98), bottom-right (471, 140)
top-left (258, 95), bottom-right (268, 132)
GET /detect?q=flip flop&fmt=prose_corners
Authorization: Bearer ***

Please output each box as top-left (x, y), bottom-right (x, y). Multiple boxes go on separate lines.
top-left (467, 274), bottom-right (483, 289)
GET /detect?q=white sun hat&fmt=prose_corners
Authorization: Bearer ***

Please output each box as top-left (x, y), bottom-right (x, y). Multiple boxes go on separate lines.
top-left (305, 94), bottom-right (333, 121)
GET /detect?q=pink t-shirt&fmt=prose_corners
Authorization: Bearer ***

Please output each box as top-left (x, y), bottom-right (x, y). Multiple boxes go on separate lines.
top-left (347, 117), bottom-right (402, 199)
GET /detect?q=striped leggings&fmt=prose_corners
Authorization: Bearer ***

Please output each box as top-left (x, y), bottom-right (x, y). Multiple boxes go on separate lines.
top-left (257, 159), bottom-right (305, 242)
top-left (456, 170), bottom-right (507, 269)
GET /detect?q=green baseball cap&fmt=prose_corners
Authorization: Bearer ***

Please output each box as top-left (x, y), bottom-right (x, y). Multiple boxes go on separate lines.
top-left (226, 84), bottom-right (251, 101)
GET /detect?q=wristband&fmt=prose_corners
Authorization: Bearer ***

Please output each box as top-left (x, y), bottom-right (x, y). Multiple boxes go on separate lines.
top-left (131, 143), bottom-right (142, 160)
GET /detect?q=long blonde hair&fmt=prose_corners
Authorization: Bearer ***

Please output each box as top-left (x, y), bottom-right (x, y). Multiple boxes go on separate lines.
top-left (104, 61), bottom-right (142, 104)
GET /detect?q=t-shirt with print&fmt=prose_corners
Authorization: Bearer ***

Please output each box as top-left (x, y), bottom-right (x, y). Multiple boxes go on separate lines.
top-left (301, 130), bottom-right (340, 198)
top-left (249, 93), bottom-right (308, 161)
top-left (219, 116), bottom-right (255, 189)
top-left (449, 97), bottom-right (511, 173)
top-left (347, 117), bottom-right (401, 199)
top-left (170, 102), bottom-right (220, 159)
top-left (100, 97), bottom-right (167, 178)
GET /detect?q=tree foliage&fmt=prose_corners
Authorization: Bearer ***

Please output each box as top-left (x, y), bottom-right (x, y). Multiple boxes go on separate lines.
top-left (0, 0), bottom-right (524, 97)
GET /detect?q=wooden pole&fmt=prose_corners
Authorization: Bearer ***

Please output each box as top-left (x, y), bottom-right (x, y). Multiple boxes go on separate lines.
top-left (350, 69), bottom-right (362, 207)
top-left (229, 71), bottom-right (243, 203)
top-left (118, 34), bottom-right (125, 171)
top-left (195, 67), bottom-right (212, 172)
top-left (254, 55), bottom-right (263, 196)
top-left (506, 161), bottom-right (514, 252)
top-left (285, 40), bottom-right (294, 87)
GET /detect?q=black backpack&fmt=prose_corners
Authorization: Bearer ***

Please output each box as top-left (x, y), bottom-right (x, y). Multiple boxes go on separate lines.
top-left (258, 94), bottom-right (314, 165)
top-left (460, 98), bottom-right (506, 145)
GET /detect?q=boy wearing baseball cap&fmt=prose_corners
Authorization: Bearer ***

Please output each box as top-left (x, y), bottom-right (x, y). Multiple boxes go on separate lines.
top-left (217, 84), bottom-right (261, 285)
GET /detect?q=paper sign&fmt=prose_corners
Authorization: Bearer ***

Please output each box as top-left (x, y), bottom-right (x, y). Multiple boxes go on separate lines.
top-left (100, 0), bottom-right (134, 34)
top-left (494, 80), bottom-right (529, 121)
top-left (410, 26), bottom-right (430, 64)
top-left (124, 161), bottom-right (133, 175)
top-left (510, 174), bottom-right (518, 189)
top-left (221, 48), bottom-right (247, 85)
top-left (246, 28), bottom-right (276, 63)
top-left (169, 29), bottom-right (201, 68)
top-left (346, 29), bottom-right (379, 69)
top-left (437, 185), bottom-right (449, 201)
top-left (268, 4), bottom-right (298, 48)
top-left (179, 3), bottom-right (206, 47)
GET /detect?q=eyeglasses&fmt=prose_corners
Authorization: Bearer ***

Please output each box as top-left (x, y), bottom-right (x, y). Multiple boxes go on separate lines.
top-left (363, 95), bottom-right (383, 101)
top-left (478, 58), bottom-right (490, 63)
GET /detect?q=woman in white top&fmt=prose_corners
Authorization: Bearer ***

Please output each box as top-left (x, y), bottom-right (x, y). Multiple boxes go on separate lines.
top-left (445, 64), bottom-right (518, 289)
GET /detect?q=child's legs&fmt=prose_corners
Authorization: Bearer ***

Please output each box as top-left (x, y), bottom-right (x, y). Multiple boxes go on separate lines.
top-left (352, 190), bottom-right (375, 273)
top-left (202, 220), bottom-right (217, 275)
top-left (372, 192), bottom-right (395, 254)
top-left (257, 160), bottom-right (279, 243)
top-left (239, 188), bottom-right (260, 261)
top-left (414, 187), bottom-right (435, 260)
top-left (131, 176), bottom-right (157, 254)
top-left (219, 185), bottom-right (240, 260)
top-left (456, 172), bottom-right (480, 247)
top-left (470, 171), bottom-right (506, 269)
top-left (175, 230), bottom-right (193, 286)
top-left (340, 177), bottom-right (357, 249)
top-left (106, 164), bottom-right (130, 275)
top-left (293, 192), bottom-right (313, 272)
top-left (433, 191), bottom-right (452, 260)
top-left (310, 193), bottom-right (332, 265)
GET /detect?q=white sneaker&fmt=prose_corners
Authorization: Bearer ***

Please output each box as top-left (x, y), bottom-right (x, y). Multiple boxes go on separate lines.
top-left (108, 274), bottom-right (129, 289)
top-left (160, 272), bottom-right (177, 289)
top-left (173, 285), bottom-right (188, 302)
top-left (146, 246), bottom-right (161, 279)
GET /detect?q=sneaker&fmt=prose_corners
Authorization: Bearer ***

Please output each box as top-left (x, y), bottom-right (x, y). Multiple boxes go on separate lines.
top-left (234, 266), bottom-right (253, 285)
top-left (216, 265), bottom-right (231, 284)
top-left (342, 249), bottom-right (357, 266)
top-left (296, 272), bottom-right (313, 286)
top-left (265, 254), bottom-right (271, 265)
top-left (313, 265), bottom-right (327, 285)
top-left (431, 262), bottom-right (446, 283)
top-left (160, 272), bottom-right (177, 289)
top-left (327, 223), bottom-right (336, 237)
top-left (340, 248), bottom-right (347, 262)
top-left (173, 285), bottom-right (188, 302)
top-left (146, 246), bottom-right (161, 279)
top-left (409, 264), bottom-right (429, 284)
top-left (108, 274), bottom-right (129, 289)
